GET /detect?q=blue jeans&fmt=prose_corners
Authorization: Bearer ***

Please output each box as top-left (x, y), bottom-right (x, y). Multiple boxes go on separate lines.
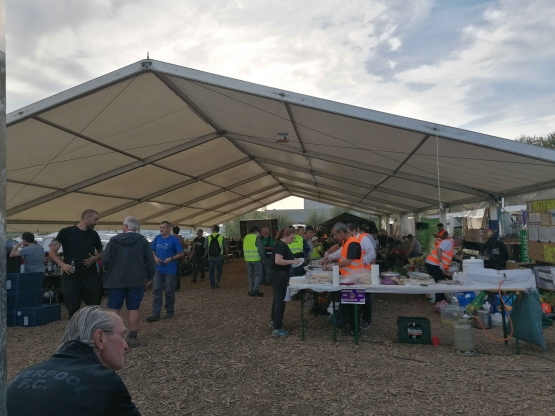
top-left (247, 261), bottom-right (263, 291)
top-left (152, 272), bottom-right (176, 316)
top-left (209, 259), bottom-right (223, 287)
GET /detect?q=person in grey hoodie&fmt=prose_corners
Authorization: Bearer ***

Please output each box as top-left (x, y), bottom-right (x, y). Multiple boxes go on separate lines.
top-left (102, 216), bottom-right (156, 347)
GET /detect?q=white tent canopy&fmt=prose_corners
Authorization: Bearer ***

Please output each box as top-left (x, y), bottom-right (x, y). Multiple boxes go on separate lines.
top-left (6, 59), bottom-right (555, 231)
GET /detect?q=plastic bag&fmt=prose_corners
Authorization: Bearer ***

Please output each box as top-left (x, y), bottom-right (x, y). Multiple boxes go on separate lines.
top-left (511, 289), bottom-right (546, 349)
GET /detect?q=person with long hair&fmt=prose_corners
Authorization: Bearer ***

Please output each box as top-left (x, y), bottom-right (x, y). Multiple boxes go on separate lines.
top-left (269, 228), bottom-right (303, 337)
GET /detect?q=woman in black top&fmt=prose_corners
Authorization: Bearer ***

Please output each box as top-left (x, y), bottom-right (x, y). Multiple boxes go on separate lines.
top-left (269, 228), bottom-right (303, 337)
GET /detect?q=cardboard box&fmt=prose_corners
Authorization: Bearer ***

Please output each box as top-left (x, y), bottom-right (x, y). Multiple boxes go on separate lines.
top-left (465, 229), bottom-right (487, 243)
top-left (534, 266), bottom-right (555, 291)
top-left (506, 261), bottom-right (519, 270)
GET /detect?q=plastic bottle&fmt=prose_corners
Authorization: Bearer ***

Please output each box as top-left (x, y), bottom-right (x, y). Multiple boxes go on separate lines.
top-left (429, 293), bottom-right (436, 303)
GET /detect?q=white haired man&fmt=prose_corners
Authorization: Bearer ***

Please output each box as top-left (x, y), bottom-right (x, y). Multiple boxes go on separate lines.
top-left (102, 216), bottom-right (156, 347)
top-left (7, 306), bottom-right (141, 415)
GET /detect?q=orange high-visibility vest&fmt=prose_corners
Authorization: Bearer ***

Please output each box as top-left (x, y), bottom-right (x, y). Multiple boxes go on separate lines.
top-left (434, 229), bottom-right (446, 247)
top-left (339, 236), bottom-right (364, 276)
top-left (355, 233), bottom-right (372, 270)
top-left (427, 238), bottom-right (454, 270)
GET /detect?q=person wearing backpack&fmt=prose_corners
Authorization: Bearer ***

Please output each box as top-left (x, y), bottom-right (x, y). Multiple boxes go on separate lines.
top-left (203, 225), bottom-right (229, 289)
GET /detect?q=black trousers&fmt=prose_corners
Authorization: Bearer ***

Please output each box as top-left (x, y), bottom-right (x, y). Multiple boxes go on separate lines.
top-left (62, 274), bottom-right (102, 319)
top-left (192, 256), bottom-right (205, 281)
top-left (427, 264), bottom-right (446, 303)
top-left (270, 270), bottom-right (289, 330)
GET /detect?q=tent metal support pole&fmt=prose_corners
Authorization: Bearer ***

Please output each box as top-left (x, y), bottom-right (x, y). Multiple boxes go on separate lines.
top-left (254, 156), bottom-right (437, 206)
top-left (6, 132), bottom-right (221, 216)
top-left (0, 1), bottom-right (6, 410)
top-left (140, 172), bottom-right (274, 222)
top-left (227, 132), bottom-right (493, 199)
top-left (98, 156), bottom-right (252, 217)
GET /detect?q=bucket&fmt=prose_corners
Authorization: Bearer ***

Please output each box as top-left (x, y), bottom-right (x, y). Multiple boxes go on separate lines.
top-left (471, 309), bottom-right (492, 329)
top-left (462, 258), bottom-right (484, 274)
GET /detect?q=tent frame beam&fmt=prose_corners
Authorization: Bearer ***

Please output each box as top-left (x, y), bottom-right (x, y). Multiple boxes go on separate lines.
top-left (192, 192), bottom-right (288, 227)
top-left (7, 132), bottom-right (221, 216)
top-left (283, 184), bottom-right (390, 215)
top-left (140, 171), bottom-right (272, 222)
top-left (272, 172), bottom-right (415, 211)
top-left (254, 156), bottom-right (437, 206)
top-left (98, 156), bottom-right (252, 218)
top-left (227, 132), bottom-right (494, 199)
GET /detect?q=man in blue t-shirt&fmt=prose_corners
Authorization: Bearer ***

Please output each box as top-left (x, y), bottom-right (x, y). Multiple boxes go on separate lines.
top-left (146, 221), bottom-right (184, 322)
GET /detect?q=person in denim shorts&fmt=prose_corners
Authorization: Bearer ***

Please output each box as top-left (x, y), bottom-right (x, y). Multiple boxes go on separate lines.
top-left (102, 216), bottom-right (156, 347)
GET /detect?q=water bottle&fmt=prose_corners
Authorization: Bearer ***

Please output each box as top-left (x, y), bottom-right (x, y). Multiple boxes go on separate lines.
top-left (429, 293), bottom-right (436, 303)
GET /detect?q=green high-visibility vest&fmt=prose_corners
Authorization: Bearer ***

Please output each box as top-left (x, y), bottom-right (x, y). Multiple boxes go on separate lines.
top-left (207, 233), bottom-right (224, 255)
top-left (243, 234), bottom-right (261, 262)
top-left (288, 234), bottom-right (304, 254)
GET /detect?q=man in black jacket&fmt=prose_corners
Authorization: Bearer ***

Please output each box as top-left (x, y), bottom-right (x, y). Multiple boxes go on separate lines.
top-left (7, 306), bottom-right (141, 415)
top-left (102, 216), bottom-right (156, 347)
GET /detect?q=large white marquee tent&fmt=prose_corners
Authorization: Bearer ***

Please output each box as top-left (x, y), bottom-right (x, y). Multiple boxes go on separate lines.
top-left (6, 59), bottom-right (555, 231)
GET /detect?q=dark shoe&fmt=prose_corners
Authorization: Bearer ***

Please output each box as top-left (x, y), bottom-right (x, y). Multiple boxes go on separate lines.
top-left (248, 290), bottom-right (255, 296)
top-left (254, 290), bottom-right (264, 297)
top-left (361, 321), bottom-right (371, 330)
top-left (146, 314), bottom-right (160, 323)
top-left (210, 285), bottom-right (215, 289)
top-left (128, 337), bottom-right (139, 348)
top-left (215, 281), bottom-right (219, 289)
top-left (163, 313), bottom-right (174, 320)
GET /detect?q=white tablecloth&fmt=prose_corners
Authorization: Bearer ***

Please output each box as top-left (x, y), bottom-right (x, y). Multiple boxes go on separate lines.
top-left (286, 281), bottom-right (531, 301)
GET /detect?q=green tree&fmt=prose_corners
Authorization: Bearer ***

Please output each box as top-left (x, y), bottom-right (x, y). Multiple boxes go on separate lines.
top-left (274, 213), bottom-right (293, 230)
top-left (329, 206), bottom-right (350, 218)
top-left (516, 132), bottom-right (555, 149)
top-left (306, 210), bottom-right (329, 227)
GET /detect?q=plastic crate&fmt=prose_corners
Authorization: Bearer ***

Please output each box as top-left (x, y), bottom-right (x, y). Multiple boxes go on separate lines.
top-left (6, 272), bottom-right (44, 292)
top-left (7, 288), bottom-right (44, 309)
top-left (7, 308), bottom-right (17, 327)
top-left (397, 316), bottom-right (432, 344)
top-left (16, 304), bottom-right (61, 327)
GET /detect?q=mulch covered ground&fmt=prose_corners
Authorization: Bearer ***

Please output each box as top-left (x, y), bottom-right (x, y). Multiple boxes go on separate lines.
top-left (7, 260), bottom-right (555, 415)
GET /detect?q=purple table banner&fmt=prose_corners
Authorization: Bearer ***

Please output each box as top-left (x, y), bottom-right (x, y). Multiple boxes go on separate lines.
top-left (341, 289), bottom-right (366, 304)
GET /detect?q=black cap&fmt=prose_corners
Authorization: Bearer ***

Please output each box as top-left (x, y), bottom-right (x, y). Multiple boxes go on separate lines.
top-left (305, 226), bottom-right (315, 231)
top-left (250, 225), bottom-right (260, 232)
top-left (407, 234), bottom-right (413, 239)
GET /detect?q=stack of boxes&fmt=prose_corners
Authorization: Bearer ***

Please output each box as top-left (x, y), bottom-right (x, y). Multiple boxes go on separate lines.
top-left (465, 229), bottom-right (488, 243)
top-left (7, 272), bottom-right (61, 327)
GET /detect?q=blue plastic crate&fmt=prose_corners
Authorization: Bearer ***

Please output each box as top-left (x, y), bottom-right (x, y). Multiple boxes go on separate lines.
top-left (7, 288), bottom-right (43, 309)
top-left (6, 272), bottom-right (44, 292)
top-left (16, 304), bottom-right (61, 327)
top-left (7, 308), bottom-right (17, 327)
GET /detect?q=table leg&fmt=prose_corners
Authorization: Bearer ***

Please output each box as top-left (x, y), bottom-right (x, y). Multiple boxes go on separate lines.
top-left (332, 295), bottom-right (337, 342)
top-left (500, 297), bottom-right (508, 346)
top-left (354, 305), bottom-right (360, 346)
top-left (515, 338), bottom-right (521, 355)
top-left (300, 290), bottom-right (305, 341)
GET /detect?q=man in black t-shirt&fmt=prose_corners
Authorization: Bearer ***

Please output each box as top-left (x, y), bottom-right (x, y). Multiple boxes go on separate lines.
top-left (190, 229), bottom-right (206, 283)
top-left (49, 209), bottom-right (103, 319)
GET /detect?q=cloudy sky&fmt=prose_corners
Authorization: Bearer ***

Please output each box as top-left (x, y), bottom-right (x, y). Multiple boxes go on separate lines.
top-left (7, 0), bottom-right (555, 141)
